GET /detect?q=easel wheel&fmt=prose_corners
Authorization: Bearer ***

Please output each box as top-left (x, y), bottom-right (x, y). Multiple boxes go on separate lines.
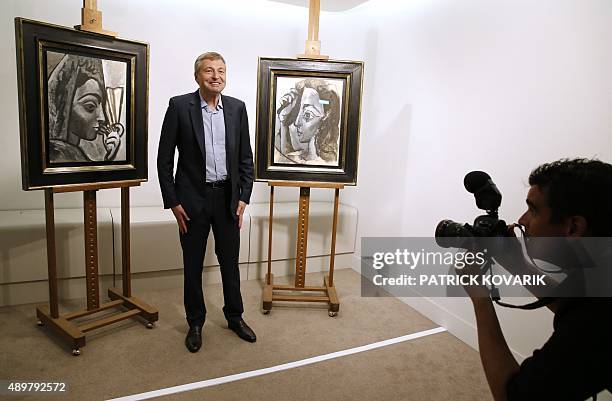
top-left (145, 321), bottom-right (155, 329)
top-left (328, 311), bottom-right (337, 317)
top-left (262, 309), bottom-right (271, 315)
top-left (37, 320), bottom-right (44, 327)
top-left (72, 348), bottom-right (81, 356)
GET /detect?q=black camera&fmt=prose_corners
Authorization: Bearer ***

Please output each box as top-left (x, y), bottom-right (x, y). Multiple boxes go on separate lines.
top-left (435, 171), bottom-right (508, 248)
top-left (436, 172), bottom-right (576, 309)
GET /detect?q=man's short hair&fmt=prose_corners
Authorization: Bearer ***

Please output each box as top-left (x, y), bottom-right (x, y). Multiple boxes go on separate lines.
top-left (529, 158), bottom-right (612, 235)
top-left (194, 52), bottom-right (226, 74)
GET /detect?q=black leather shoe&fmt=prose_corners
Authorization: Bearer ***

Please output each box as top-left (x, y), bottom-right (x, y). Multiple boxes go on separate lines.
top-left (228, 319), bottom-right (256, 343)
top-left (185, 325), bottom-right (202, 353)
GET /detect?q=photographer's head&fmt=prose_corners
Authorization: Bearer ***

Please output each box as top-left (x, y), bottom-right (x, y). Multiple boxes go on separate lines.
top-left (519, 158), bottom-right (612, 237)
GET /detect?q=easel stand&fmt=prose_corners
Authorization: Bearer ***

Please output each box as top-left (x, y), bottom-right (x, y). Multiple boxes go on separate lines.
top-left (74, 0), bottom-right (117, 37)
top-left (36, 182), bottom-right (158, 355)
top-left (262, 181), bottom-right (343, 317)
top-left (297, 0), bottom-right (328, 60)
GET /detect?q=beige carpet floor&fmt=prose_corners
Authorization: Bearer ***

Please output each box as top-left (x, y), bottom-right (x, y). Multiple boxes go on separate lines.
top-left (0, 268), bottom-right (492, 401)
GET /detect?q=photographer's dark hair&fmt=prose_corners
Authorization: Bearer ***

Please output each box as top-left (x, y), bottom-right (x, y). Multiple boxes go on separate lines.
top-left (529, 158), bottom-right (612, 236)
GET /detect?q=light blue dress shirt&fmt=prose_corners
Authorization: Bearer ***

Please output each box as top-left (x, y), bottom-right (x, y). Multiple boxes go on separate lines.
top-left (199, 92), bottom-right (228, 182)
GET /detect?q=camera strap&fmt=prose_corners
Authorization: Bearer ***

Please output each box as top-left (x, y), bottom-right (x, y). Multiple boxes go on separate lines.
top-left (493, 296), bottom-right (554, 310)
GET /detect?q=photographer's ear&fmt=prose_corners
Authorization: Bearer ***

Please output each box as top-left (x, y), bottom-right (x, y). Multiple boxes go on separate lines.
top-left (566, 215), bottom-right (589, 237)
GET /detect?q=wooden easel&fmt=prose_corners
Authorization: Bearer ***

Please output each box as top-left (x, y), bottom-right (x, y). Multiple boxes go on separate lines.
top-left (36, 2), bottom-right (157, 355)
top-left (262, 1), bottom-right (344, 316)
top-left (74, 0), bottom-right (117, 37)
top-left (298, 0), bottom-right (329, 60)
top-left (262, 182), bottom-right (342, 316)
top-left (36, 182), bottom-right (158, 355)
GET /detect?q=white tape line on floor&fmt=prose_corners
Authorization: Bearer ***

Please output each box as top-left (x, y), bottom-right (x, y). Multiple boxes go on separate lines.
top-left (107, 326), bottom-right (447, 401)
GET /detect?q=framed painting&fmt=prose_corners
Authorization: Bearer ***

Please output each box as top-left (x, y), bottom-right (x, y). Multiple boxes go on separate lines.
top-left (14, 18), bottom-right (148, 190)
top-left (255, 57), bottom-right (363, 184)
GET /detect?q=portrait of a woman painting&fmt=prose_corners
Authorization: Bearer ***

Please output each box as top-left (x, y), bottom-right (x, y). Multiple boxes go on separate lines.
top-left (46, 52), bottom-right (126, 164)
top-left (273, 77), bottom-right (344, 167)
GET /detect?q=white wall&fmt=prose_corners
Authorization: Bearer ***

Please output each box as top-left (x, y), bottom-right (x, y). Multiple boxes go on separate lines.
top-left (1, 0), bottom-right (349, 210)
top-left (2, 0), bottom-right (612, 361)
top-left (341, 0), bottom-right (612, 359)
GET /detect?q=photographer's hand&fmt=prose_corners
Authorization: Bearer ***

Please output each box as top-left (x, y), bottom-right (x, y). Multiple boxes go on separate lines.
top-left (455, 260), bottom-right (490, 299)
top-left (454, 252), bottom-right (519, 401)
top-left (488, 225), bottom-right (529, 277)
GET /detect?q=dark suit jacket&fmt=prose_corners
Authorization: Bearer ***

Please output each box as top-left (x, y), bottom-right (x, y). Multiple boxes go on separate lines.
top-left (157, 90), bottom-right (254, 219)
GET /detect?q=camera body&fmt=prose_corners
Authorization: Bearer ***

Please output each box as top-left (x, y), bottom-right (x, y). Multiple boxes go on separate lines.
top-left (435, 171), bottom-right (508, 249)
top-left (435, 215), bottom-right (507, 249)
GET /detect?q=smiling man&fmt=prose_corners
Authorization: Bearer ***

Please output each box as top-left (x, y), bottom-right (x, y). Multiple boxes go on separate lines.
top-left (157, 52), bottom-right (256, 353)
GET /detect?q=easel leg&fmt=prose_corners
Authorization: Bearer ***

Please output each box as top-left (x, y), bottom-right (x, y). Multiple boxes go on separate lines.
top-left (44, 189), bottom-right (59, 319)
top-left (107, 187), bottom-right (158, 327)
top-left (121, 187), bottom-right (131, 297)
top-left (262, 186), bottom-right (274, 313)
top-left (325, 188), bottom-right (340, 316)
top-left (325, 275), bottom-right (339, 316)
top-left (262, 274), bottom-right (273, 314)
top-left (329, 188), bottom-right (340, 287)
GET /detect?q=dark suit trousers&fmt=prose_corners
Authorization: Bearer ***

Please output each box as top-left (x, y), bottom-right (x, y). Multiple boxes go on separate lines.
top-left (180, 185), bottom-right (244, 328)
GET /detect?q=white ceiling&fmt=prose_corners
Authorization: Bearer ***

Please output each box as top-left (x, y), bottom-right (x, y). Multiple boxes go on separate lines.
top-left (268, 0), bottom-right (371, 12)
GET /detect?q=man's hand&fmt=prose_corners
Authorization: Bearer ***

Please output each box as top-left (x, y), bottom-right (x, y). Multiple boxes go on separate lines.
top-left (171, 204), bottom-right (190, 234)
top-left (455, 257), bottom-right (490, 300)
top-left (236, 201), bottom-right (247, 229)
top-left (457, 224), bottom-right (522, 300)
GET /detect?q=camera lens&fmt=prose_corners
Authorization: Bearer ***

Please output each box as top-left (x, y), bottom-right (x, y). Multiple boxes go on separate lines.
top-left (435, 219), bottom-right (475, 248)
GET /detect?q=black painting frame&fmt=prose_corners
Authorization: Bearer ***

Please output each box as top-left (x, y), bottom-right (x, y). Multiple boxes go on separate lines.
top-left (255, 57), bottom-right (363, 185)
top-left (15, 18), bottom-right (148, 190)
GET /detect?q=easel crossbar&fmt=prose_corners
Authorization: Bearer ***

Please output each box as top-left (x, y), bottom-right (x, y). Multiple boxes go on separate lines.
top-left (272, 285), bottom-right (327, 292)
top-left (78, 309), bottom-right (141, 332)
top-left (273, 295), bottom-right (330, 303)
top-left (63, 299), bottom-right (124, 320)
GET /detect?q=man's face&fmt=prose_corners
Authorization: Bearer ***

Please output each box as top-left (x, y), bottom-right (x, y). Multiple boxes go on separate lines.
top-left (518, 185), bottom-right (569, 237)
top-left (195, 58), bottom-right (226, 97)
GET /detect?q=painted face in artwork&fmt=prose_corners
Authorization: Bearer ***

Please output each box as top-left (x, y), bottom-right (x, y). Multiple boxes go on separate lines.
top-left (68, 78), bottom-right (104, 141)
top-left (294, 88), bottom-right (325, 146)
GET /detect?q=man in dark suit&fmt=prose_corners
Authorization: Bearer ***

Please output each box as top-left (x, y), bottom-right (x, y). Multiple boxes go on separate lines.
top-left (157, 52), bottom-right (256, 353)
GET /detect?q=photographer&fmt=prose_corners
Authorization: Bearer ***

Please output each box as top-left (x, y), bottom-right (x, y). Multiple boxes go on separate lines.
top-left (462, 159), bottom-right (612, 401)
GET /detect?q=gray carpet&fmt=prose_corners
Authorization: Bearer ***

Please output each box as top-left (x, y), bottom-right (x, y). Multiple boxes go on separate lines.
top-left (0, 268), bottom-right (491, 401)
